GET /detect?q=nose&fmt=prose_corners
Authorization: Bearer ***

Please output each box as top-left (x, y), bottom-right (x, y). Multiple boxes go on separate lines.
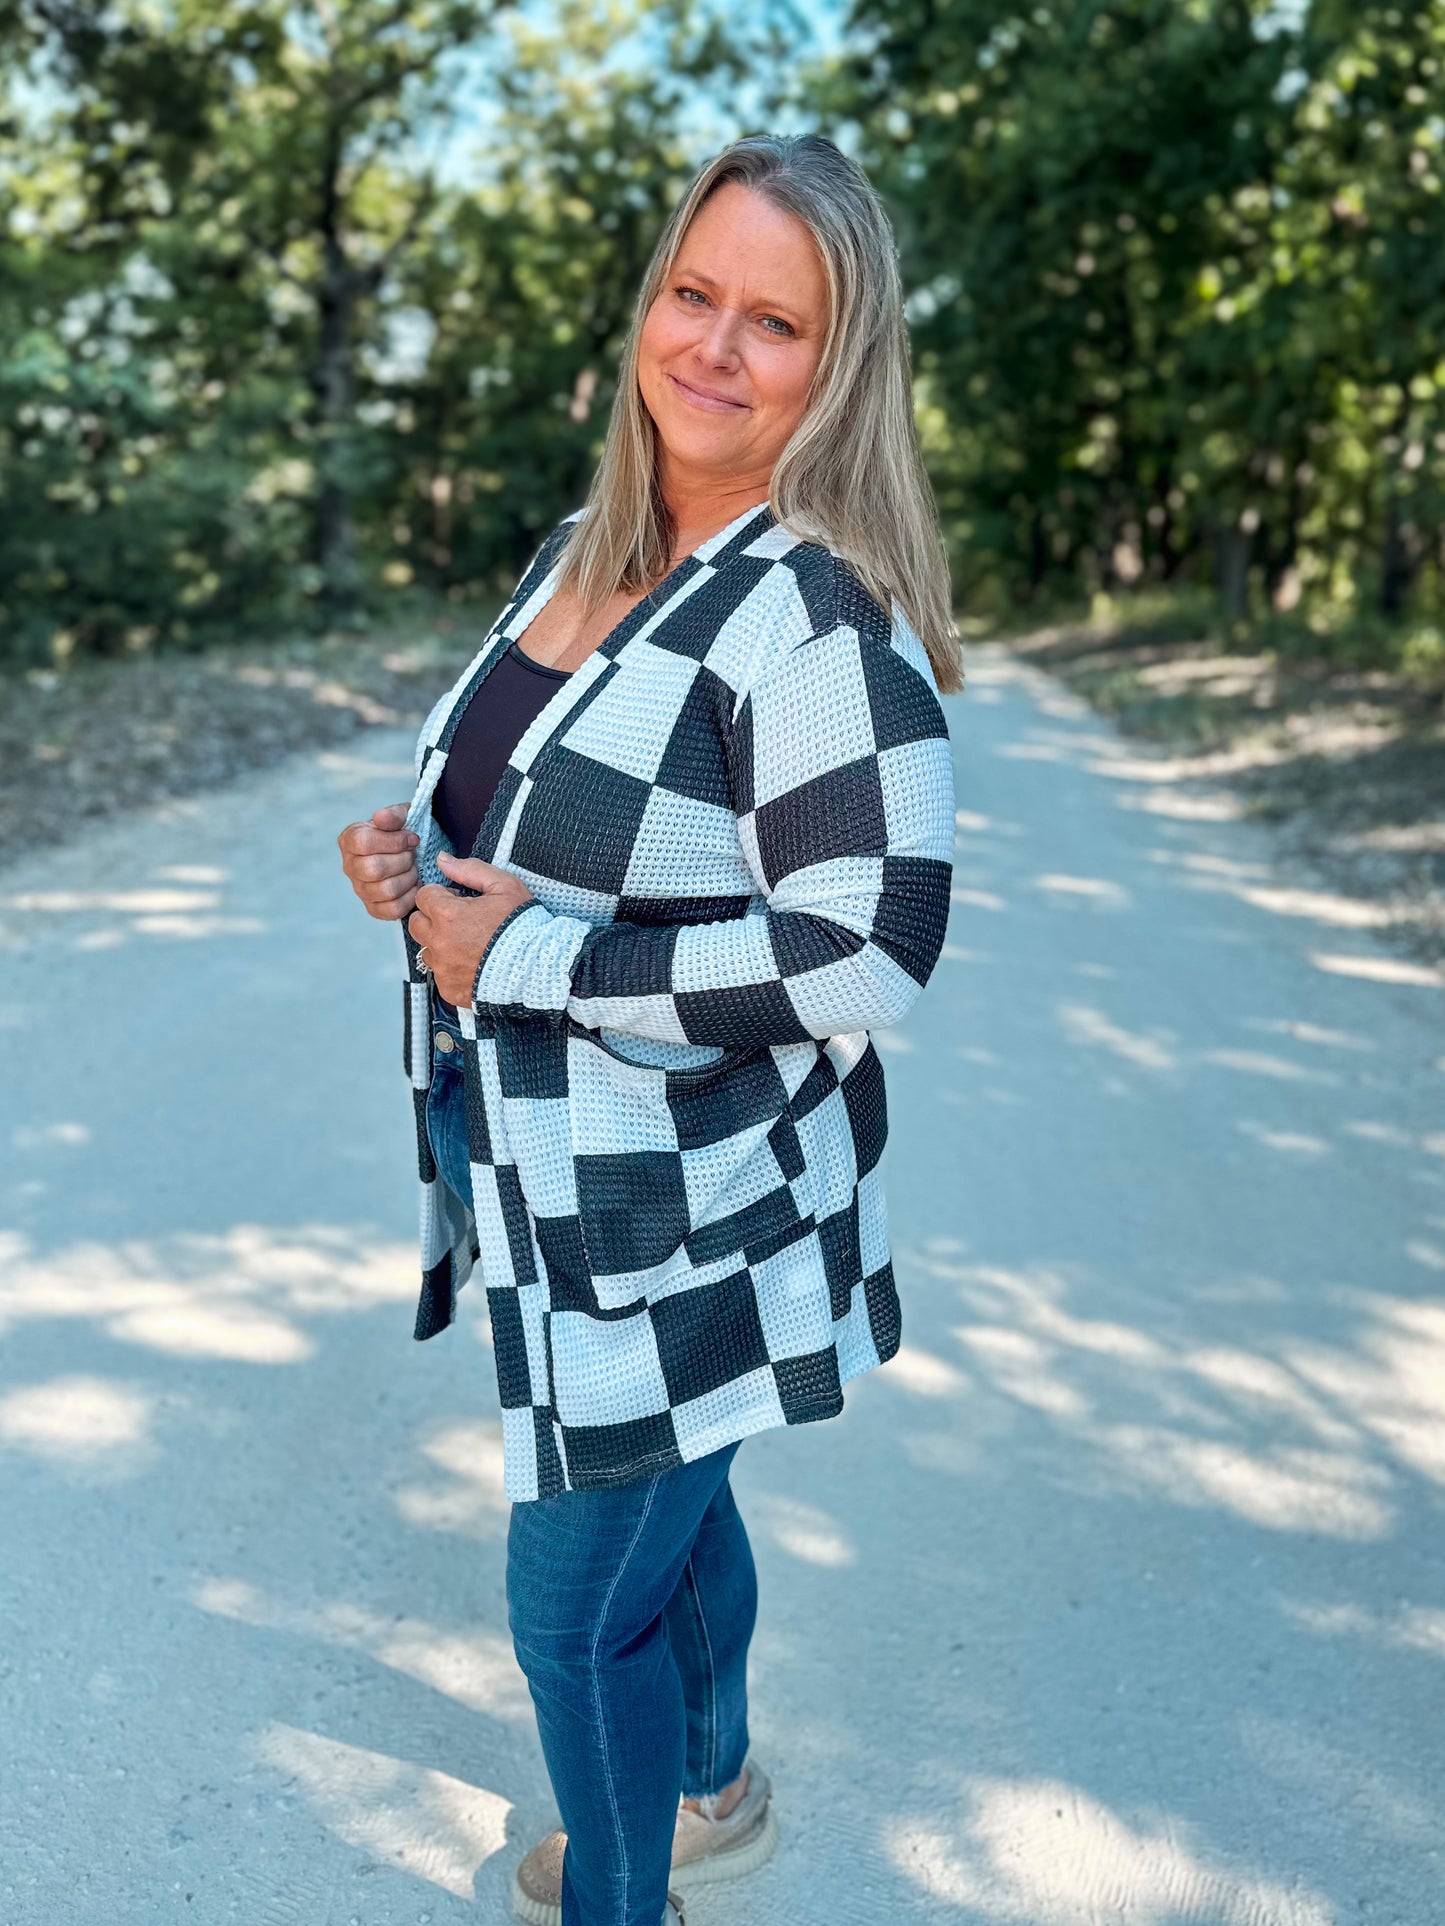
top-left (694, 303), bottom-right (744, 365)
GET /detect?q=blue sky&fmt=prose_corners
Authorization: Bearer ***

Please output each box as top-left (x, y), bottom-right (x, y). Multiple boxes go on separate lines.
top-left (429, 0), bottom-right (853, 187)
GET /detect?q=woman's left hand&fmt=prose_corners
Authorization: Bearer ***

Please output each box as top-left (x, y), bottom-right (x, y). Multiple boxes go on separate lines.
top-left (407, 854), bottom-right (534, 1006)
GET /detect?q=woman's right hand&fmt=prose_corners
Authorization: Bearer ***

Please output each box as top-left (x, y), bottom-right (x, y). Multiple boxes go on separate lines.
top-left (338, 803), bottom-right (421, 922)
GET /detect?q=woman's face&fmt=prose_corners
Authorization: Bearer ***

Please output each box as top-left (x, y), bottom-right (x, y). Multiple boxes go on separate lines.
top-left (637, 181), bottom-right (829, 497)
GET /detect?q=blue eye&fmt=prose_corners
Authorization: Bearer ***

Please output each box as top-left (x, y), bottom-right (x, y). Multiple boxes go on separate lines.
top-left (673, 286), bottom-right (794, 337)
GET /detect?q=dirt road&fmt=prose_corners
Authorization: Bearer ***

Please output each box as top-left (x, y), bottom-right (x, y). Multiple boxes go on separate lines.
top-left (2, 646), bottom-right (1441, 1925)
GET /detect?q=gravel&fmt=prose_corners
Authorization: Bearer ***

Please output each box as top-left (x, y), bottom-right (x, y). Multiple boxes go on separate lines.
top-left (0, 622), bottom-right (486, 859)
top-left (1006, 621), bottom-right (1445, 968)
top-left (5, 611), bottom-right (1442, 971)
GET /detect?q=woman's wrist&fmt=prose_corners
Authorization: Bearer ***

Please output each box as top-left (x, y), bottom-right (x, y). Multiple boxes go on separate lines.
top-left (471, 898), bottom-right (590, 1013)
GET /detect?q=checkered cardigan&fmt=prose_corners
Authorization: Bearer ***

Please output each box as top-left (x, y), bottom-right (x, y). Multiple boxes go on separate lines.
top-left (400, 496), bottom-right (955, 1502)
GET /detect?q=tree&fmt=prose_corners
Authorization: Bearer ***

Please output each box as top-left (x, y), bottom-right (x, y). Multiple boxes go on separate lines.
top-left (1280, 0), bottom-right (1445, 619)
top-left (27, 0), bottom-right (509, 617)
top-left (836, 0), bottom-right (1293, 612)
top-left (830, 0), bottom-right (1445, 631)
top-left (0, 0), bottom-right (806, 657)
top-left (385, 1), bottom-right (783, 590)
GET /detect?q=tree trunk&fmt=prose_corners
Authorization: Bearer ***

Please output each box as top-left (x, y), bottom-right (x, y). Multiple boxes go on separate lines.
top-left (311, 106), bottom-right (359, 623)
top-left (1153, 461), bottom-right (1179, 581)
top-left (1381, 488), bottom-right (1420, 621)
top-left (1028, 506), bottom-right (1047, 593)
top-left (1265, 461), bottom-right (1301, 607)
top-left (314, 228), bottom-right (358, 619)
top-left (1212, 518), bottom-right (1252, 624)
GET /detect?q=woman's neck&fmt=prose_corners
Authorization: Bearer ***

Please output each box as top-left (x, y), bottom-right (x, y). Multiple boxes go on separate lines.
top-left (659, 479), bottom-right (771, 566)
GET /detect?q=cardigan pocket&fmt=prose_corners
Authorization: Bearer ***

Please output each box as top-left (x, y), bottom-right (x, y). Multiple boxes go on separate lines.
top-left (566, 1030), bottom-right (811, 1294)
top-left (588, 1026), bottom-right (735, 1079)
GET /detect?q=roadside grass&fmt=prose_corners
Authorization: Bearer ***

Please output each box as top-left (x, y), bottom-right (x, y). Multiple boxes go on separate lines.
top-left (983, 589), bottom-right (1445, 969)
top-left (7, 584), bottom-right (1443, 969)
top-left (0, 610), bottom-right (492, 856)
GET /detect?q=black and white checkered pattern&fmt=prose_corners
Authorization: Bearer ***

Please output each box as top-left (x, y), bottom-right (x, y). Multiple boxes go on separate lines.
top-left (400, 498), bottom-right (955, 1501)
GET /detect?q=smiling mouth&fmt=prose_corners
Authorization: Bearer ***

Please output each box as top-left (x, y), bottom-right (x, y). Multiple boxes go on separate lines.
top-left (667, 372), bottom-right (749, 412)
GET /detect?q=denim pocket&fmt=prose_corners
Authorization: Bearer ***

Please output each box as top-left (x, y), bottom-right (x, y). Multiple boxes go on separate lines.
top-left (425, 1049), bottom-right (473, 1209)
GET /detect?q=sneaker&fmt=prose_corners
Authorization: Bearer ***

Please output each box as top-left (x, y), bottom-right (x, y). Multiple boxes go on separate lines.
top-left (669, 1757), bottom-right (778, 1895)
top-left (665, 1896), bottom-right (685, 1926)
top-left (509, 1759), bottom-right (776, 1926)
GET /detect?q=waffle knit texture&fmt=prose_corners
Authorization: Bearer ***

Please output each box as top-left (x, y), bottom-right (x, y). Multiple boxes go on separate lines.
top-left (400, 498), bottom-right (956, 1501)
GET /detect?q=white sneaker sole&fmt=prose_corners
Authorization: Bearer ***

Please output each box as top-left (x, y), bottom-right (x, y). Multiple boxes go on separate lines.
top-left (509, 1868), bottom-right (562, 1926)
top-left (508, 1802), bottom-right (778, 1925)
top-left (670, 1799), bottom-right (779, 1893)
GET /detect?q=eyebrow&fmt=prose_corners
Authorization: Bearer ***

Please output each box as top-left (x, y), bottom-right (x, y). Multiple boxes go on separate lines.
top-left (669, 265), bottom-right (808, 325)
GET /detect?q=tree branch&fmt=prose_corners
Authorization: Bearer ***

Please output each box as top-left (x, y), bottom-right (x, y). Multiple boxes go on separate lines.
top-left (358, 179), bottom-right (437, 291)
top-left (306, 0), bottom-right (341, 55)
top-left (336, 118), bottom-right (404, 201)
top-left (338, 46), bottom-right (445, 123)
top-left (251, 237), bottom-right (312, 290)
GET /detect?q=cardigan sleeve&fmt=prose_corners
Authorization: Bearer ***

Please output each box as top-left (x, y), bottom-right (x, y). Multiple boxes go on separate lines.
top-left (470, 619), bottom-right (956, 1046)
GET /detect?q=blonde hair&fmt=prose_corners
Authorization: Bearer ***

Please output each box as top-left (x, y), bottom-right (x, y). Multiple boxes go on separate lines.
top-left (555, 132), bottom-right (963, 694)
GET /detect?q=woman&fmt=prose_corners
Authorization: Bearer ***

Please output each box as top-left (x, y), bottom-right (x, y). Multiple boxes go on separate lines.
top-left (338, 132), bottom-right (960, 1926)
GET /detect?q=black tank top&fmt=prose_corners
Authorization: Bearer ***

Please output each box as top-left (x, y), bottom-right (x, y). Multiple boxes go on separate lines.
top-left (430, 639), bottom-right (571, 1017)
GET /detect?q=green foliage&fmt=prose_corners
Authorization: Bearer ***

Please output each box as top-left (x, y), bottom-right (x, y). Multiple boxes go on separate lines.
top-left (0, 0), bottom-right (797, 660)
top-left (376, 5), bottom-right (775, 595)
top-left (2, 0), bottom-right (1441, 666)
top-left (838, 0), bottom-right (1445, 638)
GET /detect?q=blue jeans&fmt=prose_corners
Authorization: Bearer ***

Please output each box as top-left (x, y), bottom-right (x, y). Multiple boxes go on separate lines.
top-left (425, 1001), bottom-right (758, 1926)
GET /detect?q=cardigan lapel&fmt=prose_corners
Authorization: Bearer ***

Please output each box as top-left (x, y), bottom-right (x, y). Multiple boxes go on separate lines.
top-left (401, 520), bottom-right (583, 842)
top-left (421, 497), bottom-right (777, 868)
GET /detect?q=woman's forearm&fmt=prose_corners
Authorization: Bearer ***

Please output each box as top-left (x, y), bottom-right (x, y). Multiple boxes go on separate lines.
top-left (473, 871), bottom-right (949, 1046)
